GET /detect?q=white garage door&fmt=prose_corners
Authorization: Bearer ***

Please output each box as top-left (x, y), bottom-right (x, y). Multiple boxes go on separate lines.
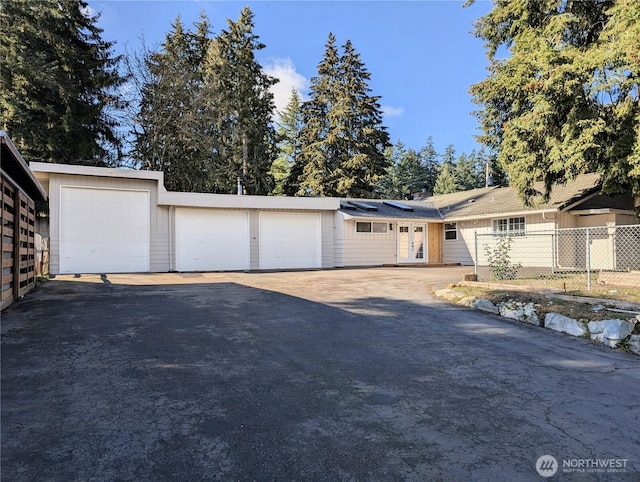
top-left (176, 209), bottom-right (249, 271)
top-left (60, 187), bottom-right (150, 274)
top-left (260, 212), bottom-right (321, 269)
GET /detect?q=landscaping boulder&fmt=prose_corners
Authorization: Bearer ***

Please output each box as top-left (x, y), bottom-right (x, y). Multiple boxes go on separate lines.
top-left (498, 300), bottom-right (540, 326)
top-left (588, 319), bottom-right (634, 348)
top-left (457, 296), bottom-right (477, 307)
top-left (544, 313), bottom-right (586, 337)
top-left (471, 298), bottom-right (499, 315)
top-left (629, 335), bottom-right (640, 355)
top-left (434, 289), bottom-right (465, 301)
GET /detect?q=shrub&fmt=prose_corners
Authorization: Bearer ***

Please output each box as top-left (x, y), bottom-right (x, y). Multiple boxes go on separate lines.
top-left (483, 235), bottom-right (522, 280)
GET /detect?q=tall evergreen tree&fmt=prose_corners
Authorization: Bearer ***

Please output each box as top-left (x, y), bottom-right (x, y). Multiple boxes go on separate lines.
top-left (132, 7), bottom-right (277, 194)
top-left (297, 33), bottom-right (341, 196)
top-left (379, 141), bottom-right (427, 199)
top-left (202, 6), bottom-right (278, 195)
top-left (297, 34), bottom-right (391, 197)
top-left (476, 148), bottom-right (507, 187)
top-left (469, 0), bottom-right (640, 203)
top-left (0, 0), bottom-right (125, 165)
top-left (433, 144), bottom-right (462, 195)
top-left (454, 152), bottom-right (476, 191)
top-left (419, 136), bottom-right (440, 195)
top-left (273, 89), bottom-right (303, 196)
top-left (333, 40), bottom-right (391, 197)
top-left (133, 15), bottom-right (213, 191)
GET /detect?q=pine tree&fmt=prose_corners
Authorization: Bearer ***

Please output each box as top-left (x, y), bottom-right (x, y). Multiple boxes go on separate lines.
top-left (333, 40), bottom-right (391, 197)
top-left (297, 33), bottom-right (341, 196)
top-left (0, 0), bottom-right (125, 165)
top-left (419, 137), bottom-right (440, 195)
top-left (433, 144), bottom-right (462, 195)
top-left (202, 7), bottom-right (278, 195)
top-left (379, 141), bottom-right (427, 199)
top-left (469, 0), bottom-right (640, 202)
top-left (132, 15), bottom-right (213, 191)
top-left (454, 153), bottom-right (473, 191)
top-left (132, 7), bottom-right (277, 194)
top-left (476, 148), bottom-right (507, 187)
top-left (273, 89), bottom-right (303, 196)
top-left (297, 34), bottom-right (390, 197)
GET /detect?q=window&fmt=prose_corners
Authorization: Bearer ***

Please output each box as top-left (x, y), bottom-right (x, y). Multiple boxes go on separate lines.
top-left (356, 221), bottom-right (388, 233)
top-left (372, 222), bottom-right (387, 233)
top-left (444, 222), bottom-right (457, 240)
top-left (492, 217), bottom-right (525, 236)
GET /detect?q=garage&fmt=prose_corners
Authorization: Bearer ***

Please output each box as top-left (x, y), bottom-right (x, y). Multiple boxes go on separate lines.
top-left (260, 212), bottom-right (321, 270)
top-left (176, 208), bottom-right (249, 271)
top-left (60, 187), bottom-right (150, 274)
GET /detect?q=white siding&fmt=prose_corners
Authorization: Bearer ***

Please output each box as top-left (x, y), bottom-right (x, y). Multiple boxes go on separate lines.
top-left (557, 212), bottom-right (577, 229)
top-left (320, 211), bottom-right (335, 269)
top-left (338, 218), bottom-right (397, 267)
top-left (444, 219), bottom-right (487, 266)
top-left (455, 214), bottom-right (558, 267)
top-left (334, 212), bottom-right (345, 267)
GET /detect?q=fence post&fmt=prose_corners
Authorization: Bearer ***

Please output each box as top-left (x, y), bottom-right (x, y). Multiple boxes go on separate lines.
top-left (551, 232), bottom-right (556, 274)
top-left (474, 231), bottom-right (478, 275)
top-left (586, 227), bottom-right (591, 291)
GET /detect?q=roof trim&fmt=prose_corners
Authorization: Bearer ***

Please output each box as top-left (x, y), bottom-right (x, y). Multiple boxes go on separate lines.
top-left (559, 191), bottom-right (600, 212)
top-left (339, 211), bottom-right (442, 222)
top-left (29, 161), bottom-right (165, 184)
top-left (29, 161), bottom-right (339, 211)
top-left (442, 208), bottom-right (559, 222)
top-left (0, 131), bottom-right (47, 201)
top-left (158, 191), bottom-right (339, 210)
top-left (569, 208), bottom-right (636, 216)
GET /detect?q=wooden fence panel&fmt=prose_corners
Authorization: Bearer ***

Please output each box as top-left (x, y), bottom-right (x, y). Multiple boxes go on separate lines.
top-left (1, 174), bottom-right (16, 309)
top-left (16, 191), bottom-right (36, 298)
top-left (1, 174), bottom-right (37, 309)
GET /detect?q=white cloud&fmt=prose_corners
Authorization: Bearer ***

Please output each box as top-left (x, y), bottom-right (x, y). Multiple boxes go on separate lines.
top-left (80, 4), bottom-right (97, 19)
top-left (263, 58), bottom-right (308, 119)
top-left (381, 105), bottom-right (405, 118)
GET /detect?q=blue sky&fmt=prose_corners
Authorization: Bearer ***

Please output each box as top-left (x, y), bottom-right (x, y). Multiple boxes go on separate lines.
top-left (88, 0), bottom-right (494, 157)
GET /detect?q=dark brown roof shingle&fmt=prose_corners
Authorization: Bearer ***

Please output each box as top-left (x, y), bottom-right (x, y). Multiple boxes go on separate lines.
top-left (427, 173), bottom-right (602, 220)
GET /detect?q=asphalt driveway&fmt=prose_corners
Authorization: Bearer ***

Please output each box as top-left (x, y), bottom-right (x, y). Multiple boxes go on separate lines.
top-left (2, 267), bottom-right (639, 481)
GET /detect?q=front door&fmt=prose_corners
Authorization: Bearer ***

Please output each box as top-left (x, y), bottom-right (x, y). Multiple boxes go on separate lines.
top-left (398, 223), bottom-right (427, 263)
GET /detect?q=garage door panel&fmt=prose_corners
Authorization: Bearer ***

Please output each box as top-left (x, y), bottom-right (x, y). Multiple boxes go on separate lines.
top-left (60, 187), bottom-right (150, 274)
top-left (260, 213), bottom-right (321, 270)
top-left (176, 209), bottom-right (249, 271)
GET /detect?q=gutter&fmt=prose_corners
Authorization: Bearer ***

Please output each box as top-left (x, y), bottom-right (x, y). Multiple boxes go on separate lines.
top-left (441, 208), bottom-right (559, 222)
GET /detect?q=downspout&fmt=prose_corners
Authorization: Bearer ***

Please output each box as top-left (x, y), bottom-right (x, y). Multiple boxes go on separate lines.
top-left (169, 205), bottom-right (175, 272)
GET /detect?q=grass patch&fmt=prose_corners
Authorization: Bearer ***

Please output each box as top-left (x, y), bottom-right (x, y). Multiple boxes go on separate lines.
top-left (471, 276), bottom-right (640, 304)
top-left (445, 285), bottom-right (636, 323)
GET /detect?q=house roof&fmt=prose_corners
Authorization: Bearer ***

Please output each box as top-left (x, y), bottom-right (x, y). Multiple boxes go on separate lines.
top-left (427, 173), bottom-right (603, 221)
top-left (338, 199), bottom-right (442, 221)
top-left (0, 131), bottom-right (47, 202)
top-left (30, 161), bottom-right (620, 220)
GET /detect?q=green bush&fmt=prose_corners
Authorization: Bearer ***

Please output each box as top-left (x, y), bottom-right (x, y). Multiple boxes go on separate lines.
top-left (483, 235), bottom-right (522, 280)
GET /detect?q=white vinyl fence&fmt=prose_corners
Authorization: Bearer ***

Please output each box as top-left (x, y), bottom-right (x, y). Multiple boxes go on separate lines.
top-left (474, 225), bottom-right (640, 290)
